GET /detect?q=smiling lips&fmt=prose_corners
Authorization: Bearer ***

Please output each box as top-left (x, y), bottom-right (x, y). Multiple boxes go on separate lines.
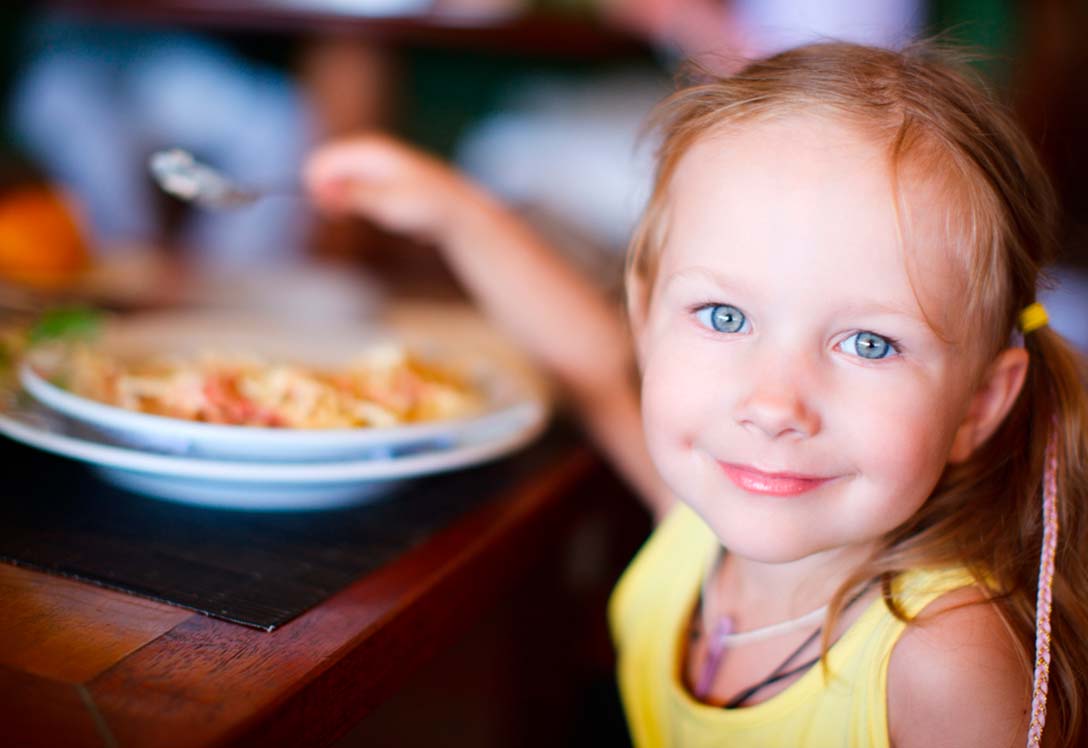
top-left (719, 462), bottom-right (834, 496)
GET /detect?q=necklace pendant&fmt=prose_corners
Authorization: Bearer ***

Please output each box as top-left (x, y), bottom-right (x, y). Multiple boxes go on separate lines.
top-left (694, 616), bottom-right (733, 700)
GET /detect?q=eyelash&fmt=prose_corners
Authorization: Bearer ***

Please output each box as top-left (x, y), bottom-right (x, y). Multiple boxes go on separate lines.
top-left (691, 303), bottom-right (750, 334)
top-left (689, 303), bottom-right (902, 358)
top-left (840, 330), bottom-right (902, 360)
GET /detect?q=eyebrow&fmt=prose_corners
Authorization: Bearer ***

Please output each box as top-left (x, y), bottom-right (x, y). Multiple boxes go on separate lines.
top-left (658, 267), bottom-right (752, 298)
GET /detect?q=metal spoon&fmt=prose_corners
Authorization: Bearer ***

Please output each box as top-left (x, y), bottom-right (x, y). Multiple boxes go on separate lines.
top-left (148, 148), bottom-right (293, 209)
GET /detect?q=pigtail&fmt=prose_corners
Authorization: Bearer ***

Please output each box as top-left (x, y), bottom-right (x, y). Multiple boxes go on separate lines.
top-left (925, 322), bottom-right (1088, 745)
top-left (1010, 326), bottom-right (1088, 744)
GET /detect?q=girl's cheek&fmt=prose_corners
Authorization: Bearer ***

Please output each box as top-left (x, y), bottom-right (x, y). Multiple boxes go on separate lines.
top-left (855, 395), bottom-right (952, 489)
top-left (643, 350), bottom-right (718, 434)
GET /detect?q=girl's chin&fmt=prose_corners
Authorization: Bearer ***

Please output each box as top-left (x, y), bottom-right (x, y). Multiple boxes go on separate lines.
top-left (722, 542), bottom-right (827, 565)
top-left (697, 513), bottom-right (837, 564)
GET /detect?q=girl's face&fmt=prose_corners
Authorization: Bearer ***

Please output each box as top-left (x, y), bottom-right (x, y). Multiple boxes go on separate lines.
top-left (638, 115), bottom-right (986, 564)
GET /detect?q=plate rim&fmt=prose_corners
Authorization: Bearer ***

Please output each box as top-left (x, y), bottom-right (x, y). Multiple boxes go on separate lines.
top-left (0, 399), bottom-right (548, 483)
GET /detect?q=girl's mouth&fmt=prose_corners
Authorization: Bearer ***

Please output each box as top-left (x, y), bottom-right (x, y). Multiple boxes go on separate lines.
top-left (719, 462), bottom-right (834, 497)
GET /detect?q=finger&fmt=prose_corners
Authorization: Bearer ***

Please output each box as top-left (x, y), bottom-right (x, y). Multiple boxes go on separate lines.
top-left (303, 134), bottom-right (409, 190)
top-left (306, 176), bottom-right (359, 214)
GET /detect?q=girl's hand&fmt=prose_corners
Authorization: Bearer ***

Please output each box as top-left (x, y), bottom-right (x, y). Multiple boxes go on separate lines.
top-left (303, 134), bottom-right (484, 245)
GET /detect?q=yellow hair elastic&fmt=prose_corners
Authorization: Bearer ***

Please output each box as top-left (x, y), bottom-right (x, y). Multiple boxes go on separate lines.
top-left (1020, 302), bottom-right (1049, 334)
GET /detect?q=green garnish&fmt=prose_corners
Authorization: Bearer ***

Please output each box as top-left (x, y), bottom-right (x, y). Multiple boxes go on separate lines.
top-left (28, 306), bottom-right (103, 344)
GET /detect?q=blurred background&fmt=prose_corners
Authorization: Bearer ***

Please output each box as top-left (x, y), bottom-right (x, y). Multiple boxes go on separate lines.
top-left (0, 3), bottom-right (1083, 747)
top-left (0, 0), bottom-right (1084, 335)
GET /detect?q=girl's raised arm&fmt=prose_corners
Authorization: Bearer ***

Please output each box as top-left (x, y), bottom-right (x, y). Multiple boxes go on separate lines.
top-left (304, 134), bottom-right (675, 521)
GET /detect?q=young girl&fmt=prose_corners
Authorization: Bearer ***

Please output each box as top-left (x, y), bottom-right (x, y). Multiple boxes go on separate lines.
top-left (305, 42), bottom-right (1088, 747)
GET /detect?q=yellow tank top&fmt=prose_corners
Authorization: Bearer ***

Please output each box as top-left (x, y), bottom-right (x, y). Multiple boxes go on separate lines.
top-left (608, 504), bottom-right (976, 748)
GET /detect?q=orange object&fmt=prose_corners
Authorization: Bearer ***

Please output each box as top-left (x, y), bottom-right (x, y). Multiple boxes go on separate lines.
top-left (0, 185), bottom-right (90, 289)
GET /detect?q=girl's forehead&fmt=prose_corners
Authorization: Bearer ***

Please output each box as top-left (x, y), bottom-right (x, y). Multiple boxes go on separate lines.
top-left (671, 113), bottom-right (890, 197)
top-left (665, 116), bottom-right (895, 266)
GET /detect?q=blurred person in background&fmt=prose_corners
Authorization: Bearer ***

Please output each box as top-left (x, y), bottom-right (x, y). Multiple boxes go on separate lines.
top-left (2, 11), bottom-right (407, 321)
top-left (7, 14), bottom-right (314, 271)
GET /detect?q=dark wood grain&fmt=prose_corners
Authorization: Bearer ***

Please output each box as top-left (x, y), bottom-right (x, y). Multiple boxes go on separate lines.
top-left (0, 665), bottom-right (111, 748)
top-left (0, 564), bottom-right (191, 684)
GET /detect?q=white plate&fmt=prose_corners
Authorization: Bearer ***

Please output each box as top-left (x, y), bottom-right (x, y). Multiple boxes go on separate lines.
top-left (0, 396), bottom-right (548, 510)
top-left (20, 308), bottom-right (548, 462)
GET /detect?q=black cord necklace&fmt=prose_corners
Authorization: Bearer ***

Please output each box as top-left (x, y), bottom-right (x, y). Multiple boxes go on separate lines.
top-left (722, 626), bottom-right (825, 708)
top-left (690, 579), bottom-right (876, 709)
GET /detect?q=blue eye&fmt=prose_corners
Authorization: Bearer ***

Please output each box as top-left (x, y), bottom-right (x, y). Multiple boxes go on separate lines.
top-left (841, 331), bottom-right (897, 360)
top-left (695, 304), bottom-right (749, 334)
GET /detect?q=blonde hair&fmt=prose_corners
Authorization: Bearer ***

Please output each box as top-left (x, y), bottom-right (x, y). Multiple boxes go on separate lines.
top-left (628, 42), bottom-right (1088, 744)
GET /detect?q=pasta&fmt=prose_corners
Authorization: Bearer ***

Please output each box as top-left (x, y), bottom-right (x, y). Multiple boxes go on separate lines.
top-left (60, 344), bottom-right (483, 428)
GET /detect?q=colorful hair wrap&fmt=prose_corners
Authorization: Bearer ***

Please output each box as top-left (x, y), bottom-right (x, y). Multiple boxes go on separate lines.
top-left (1026, 422), bottom-right (1060, 746)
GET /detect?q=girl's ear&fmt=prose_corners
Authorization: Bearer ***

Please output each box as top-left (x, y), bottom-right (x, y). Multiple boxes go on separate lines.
top-left (948, 347), bottom-right (1030, 463)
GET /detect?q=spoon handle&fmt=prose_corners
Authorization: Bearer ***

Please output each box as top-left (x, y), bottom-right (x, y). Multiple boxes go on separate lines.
top-left (148, 148), bottom-right (298, 209)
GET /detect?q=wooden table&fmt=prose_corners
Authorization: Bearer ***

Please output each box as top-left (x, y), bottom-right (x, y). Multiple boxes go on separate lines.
top-left (0, 439), bottom-right (646, 747)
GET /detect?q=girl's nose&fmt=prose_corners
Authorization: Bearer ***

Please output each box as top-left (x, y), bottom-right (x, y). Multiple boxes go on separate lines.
top-left (734, 381), bottom-right (821, 440)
